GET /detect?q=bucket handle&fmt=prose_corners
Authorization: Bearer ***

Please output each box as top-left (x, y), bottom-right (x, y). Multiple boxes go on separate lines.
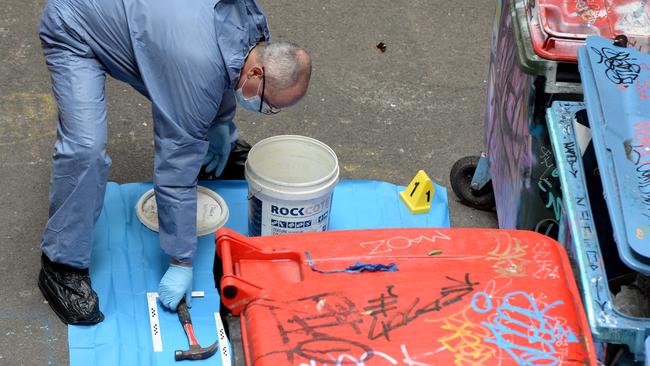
top-left (246, 188), bottom-right (262, 200)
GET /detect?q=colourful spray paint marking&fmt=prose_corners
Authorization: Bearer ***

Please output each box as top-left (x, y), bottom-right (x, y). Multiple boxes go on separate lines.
top-left (471, 291), bottom-right (578, 366)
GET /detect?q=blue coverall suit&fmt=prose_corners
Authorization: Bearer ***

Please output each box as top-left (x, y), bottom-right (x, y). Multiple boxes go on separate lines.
top-left (39, 0), bottom-right (269, 268)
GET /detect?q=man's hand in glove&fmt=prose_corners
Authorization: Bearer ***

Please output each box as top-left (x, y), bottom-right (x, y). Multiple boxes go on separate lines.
top-left (158, 260), bottom-right (193, 310)
top-left (202, 122), bottom-right (231, 177)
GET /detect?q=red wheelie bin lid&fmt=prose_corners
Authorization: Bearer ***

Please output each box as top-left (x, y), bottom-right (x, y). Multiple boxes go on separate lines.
top-left (216, 228), bottom-right (597, 365)
top-left (528, 0), bottom-right (650, 61)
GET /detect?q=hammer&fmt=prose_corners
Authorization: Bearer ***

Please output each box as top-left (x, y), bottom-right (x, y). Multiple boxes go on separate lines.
top-left (175, 299), bottom-right (219, 361)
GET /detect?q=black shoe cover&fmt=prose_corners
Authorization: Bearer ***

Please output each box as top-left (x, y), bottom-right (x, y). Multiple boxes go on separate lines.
top-left (38, 254), bottom-right (104, 325)
top-left (198, 139), bottom-right (251, 181)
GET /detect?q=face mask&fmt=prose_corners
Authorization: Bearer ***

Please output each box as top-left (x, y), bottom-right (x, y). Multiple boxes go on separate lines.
top-left (235, 76), bottom-right (277, 114)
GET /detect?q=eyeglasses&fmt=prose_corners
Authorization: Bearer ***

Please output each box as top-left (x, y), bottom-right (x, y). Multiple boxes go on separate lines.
top-left (259, 67), bottom-right (282, 115)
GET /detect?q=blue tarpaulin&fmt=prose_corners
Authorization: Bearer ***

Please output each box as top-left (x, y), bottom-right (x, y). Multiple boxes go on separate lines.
top-left (68, 180), bottom-right (450, 366)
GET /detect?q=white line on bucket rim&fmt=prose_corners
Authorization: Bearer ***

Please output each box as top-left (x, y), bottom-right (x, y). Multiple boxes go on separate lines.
top-left (245, 135), bottom-right (339, 188)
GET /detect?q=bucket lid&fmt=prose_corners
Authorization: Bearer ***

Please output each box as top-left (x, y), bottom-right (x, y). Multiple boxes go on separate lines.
top-left (136, 186), bottom-right (229, 236)
top-left (245, 135), bottom-right (339, 197)
top-left (527, 0), bottom-right (650, 61)
top-left (579, 36), bottom-right (650, 271)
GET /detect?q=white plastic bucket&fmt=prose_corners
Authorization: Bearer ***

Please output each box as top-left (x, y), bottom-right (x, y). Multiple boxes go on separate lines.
top-left (245, 135), bottom-right (339, 236)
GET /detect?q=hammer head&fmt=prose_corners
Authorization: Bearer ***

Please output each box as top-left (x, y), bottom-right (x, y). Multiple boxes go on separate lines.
top-left (175, 340), bottom-right (219, 361)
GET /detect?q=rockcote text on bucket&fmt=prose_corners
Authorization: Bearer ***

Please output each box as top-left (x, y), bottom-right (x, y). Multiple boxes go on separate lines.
top-left (245, 135), bottom-right (339, 236)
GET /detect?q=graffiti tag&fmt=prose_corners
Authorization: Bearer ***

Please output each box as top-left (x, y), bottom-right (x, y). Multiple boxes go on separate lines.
top-left (367, 274), bottom-right (479, 341)
top-left (359, 232), bottom-right (451, 256)
top-left (471, 291), bottom-right (579, 365)
top-left (486, 233), bottom-right (530, 277)
top-left (591, 47), bottom-right (641, 86)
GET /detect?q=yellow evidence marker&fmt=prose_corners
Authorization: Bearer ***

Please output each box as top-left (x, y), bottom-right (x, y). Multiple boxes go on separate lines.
top-left (400, 170), bottom-right (435, 214)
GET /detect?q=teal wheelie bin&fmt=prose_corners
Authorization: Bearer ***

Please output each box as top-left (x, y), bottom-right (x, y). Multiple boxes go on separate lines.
top-left (451, 0), bottom-right (650, 239)
top-left (548, 36), bottom-right (650, 364)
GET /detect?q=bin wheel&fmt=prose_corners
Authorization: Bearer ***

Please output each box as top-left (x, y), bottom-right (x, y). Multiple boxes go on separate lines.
top-left (450, 156), bottom-right (495, 210)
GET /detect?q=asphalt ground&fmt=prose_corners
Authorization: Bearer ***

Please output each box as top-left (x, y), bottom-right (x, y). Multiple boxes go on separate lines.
top-left (0, 1), bottom-right (496, 364)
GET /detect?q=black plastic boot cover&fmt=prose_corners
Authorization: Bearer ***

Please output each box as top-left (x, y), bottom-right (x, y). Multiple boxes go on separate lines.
top-left (38, 254), bottom-right (104, 325)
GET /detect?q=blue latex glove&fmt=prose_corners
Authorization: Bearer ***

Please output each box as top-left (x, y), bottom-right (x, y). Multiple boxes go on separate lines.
top-left (203, 123), bottom-right (231, 177)
top-left (158, 263), bottom-right (193, 310)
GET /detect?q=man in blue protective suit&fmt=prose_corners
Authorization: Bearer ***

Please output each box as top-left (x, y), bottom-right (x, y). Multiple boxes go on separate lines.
top-left (37, 0), bottom-right (312, 324)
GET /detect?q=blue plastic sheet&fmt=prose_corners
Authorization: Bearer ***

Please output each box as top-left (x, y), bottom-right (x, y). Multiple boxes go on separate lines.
top-left (69, 180), bottom-right (449, 366)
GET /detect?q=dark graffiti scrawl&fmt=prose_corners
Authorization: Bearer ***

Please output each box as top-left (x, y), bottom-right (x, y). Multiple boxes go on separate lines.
top-left (366, 274), bottom-right (479, 341)
top-left (249, 274), bottom-right (478, 365)
top-left (630, 122), bottom-right (650, 218)
top-left (591, 47), bottom-right (641, 86)
top-left (247, 293), bottom-right (370, 364)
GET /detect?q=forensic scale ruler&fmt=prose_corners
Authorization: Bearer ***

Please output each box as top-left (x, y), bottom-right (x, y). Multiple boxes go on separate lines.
top-left (146, 291), bottom-right (231, 365)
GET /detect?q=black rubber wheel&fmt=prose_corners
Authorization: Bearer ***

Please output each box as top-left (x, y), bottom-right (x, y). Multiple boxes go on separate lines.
top-left (450, 156), bottom-right (495, 211)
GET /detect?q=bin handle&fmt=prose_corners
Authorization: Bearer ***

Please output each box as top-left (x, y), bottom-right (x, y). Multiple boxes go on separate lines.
top-left (613, 34), bottom-right (628, 48)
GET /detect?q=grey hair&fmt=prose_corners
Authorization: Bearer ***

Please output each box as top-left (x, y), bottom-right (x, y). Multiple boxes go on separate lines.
top-left (258, 41), bottom-right (311, 90)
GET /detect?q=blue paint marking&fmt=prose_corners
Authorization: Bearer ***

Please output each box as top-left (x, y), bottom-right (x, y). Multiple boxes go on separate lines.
top-left (305, 252), bottom-right (399, 274)
top-left (470, 291), bottom-right (492, 314)
top-left (470, 291), bottom-right (578, 366)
